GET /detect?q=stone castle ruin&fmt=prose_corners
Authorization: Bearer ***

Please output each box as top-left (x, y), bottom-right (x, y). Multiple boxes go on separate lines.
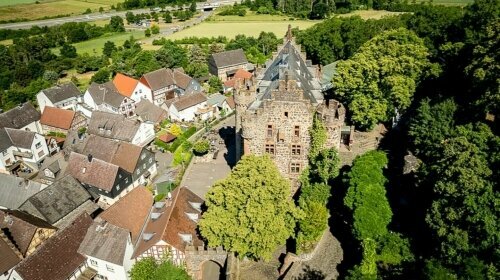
top-left (234, 25), bottom-right (345, 183)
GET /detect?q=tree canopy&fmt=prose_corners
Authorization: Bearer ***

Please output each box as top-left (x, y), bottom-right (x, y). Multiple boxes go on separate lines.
top-left (333, 28), bottom-right (436, 130)
top-left (129, 257), bottom-right (190, 280)
top-left (199, 155), bottom-right (302, 261)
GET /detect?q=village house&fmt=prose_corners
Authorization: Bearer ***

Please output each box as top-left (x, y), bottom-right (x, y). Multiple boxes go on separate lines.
top-left (44, 136), bottom-right (64, 156)
top-left (223, 68), bottom-right (254, 93)
top-left (133, 186), bottom-right (204, 265)
top-left (165, 92), bottom-right (208, 122)
top-left (140, 68), bottom-right (202, 106)
top-left (112, 73), bottom-right (153, 103)
top-left (18, 175), bottom-right (99, 229)
top-left (36, 82), bottom-right (81, 113)
top-left (0, 103), bottom-right (42, 134)
top-left (35, 152), bottom-right (67, 184)
top-left (83, 82), bottom-right (135, 117)
top-left (207, 93), bottom-right (233, 118)
top-left (87, 111), bottom-right (155, 147)
top-left (0, 128), bottom-right (50, 174)
top-left (0, 174), bottom-right (44, 210)
top-left (235, 26), bottom-right (345, 184)
top-left (10, 213), bottom-right (94, 280)
top-left (78, 218), bottom-right (135, 280)
top-left (66, 135), bottom-right (157, 206)
top-left (208, 49), bottom-right (252, 82)
top-left (78, 187), bottom-right (153, 280)
top-left (0, 210), bottom-right (56, 280)
top-left (134, 99), bottom-right (168, 125)
top-left (39, 107), bottom-right (87, 135)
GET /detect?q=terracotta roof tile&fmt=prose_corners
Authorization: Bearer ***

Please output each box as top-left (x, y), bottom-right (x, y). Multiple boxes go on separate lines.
top-left (133, 187), bottom-right (204, 258)
top-left (99, 187), bottom-right (153, 245)
top-left (234, 69), bottom-right (252, 79)
top-left (159, 133), bottom-right (176, 143)
top-left (14, 213), bottom-right (93, 280)
top-left (113, 73), bottom-right (139, 98)
top-left (40, 107), bottom-right (75, 130)
top-left (226, 96), bottom-right (235, 109)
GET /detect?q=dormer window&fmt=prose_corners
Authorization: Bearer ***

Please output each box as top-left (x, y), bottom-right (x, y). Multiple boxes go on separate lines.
top-left (143, 233), bottom-right (155, 241)
top-left (179, 233), bottom-right (192, 244)
top-left (189, 202), bottom-right (202, 212)
top-left (186, 213), bottom-right (199, 222)
top-left (151, 212), bottom-right (162, 220)
top-left (154, 201), bottom-right (165, 209)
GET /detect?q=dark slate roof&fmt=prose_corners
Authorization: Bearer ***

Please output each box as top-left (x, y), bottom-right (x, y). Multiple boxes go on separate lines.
top-left (0, 210), bottom-right (56, 256)
top-left (0, 102), bottom-right (41, 130)
top-left (141, 68), bottom-right (175, 91)
top-left (171, 92), bottom-right (207, 111)
top-left (210, 49), bottom-right (248, 68)
top-left (5, 128), bottom-right (36, 149)
top-left (14, 213), bottom-right (93, 280)
top-left (18, 175), bottom-right (92, 225)
top-left (78, 218), bottom-right (129, 265)
top-left (86, 82), bottom-right (125, 108)
top-left (0, 235), bottom-right (22, 275)
top-left (87, 111), bottom-right (140, 142)
top-left (0, 127), bottom-right (12, 151)
top-left (0, 174), bottom-right (44, 210)
top-left (134, 99), bottom-right (167, 123)
top-left (41, 82), bottom-right (80, 104)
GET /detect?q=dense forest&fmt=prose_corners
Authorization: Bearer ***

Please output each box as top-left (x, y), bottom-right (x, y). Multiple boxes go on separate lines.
top-left (294, 0), bottom-right (499, 278)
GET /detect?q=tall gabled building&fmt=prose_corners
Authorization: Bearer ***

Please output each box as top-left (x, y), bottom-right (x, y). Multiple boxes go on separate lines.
top-left (235, 26), bottom-right (345, 185)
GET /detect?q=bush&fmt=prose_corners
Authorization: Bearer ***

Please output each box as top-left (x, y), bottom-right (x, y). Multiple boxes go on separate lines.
top-left (193, 139), bottom-right (210, 155)
top-left (169, 123), bottom-right (182, 136)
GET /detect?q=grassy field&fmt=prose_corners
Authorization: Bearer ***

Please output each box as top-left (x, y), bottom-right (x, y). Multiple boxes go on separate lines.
top-left (0, 0), bottom-right (122, 21)
top-left (167, 21), bottom-right (318, 39)
top-left (337, 10), bottom-right (406, 20)
top-left (68, 30), bottom-right (145, 55)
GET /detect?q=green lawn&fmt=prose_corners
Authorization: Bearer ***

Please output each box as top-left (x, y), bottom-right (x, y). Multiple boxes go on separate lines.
top-left (71, 30), bottom-right (145, 55)
top-left (167, 21), bottom-right (319, 39)
top-left (416, 0), bottom-right (473, 5)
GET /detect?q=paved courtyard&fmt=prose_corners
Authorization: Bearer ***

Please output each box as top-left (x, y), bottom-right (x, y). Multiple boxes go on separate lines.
top-left (181, 118), bottom-right (236, 199)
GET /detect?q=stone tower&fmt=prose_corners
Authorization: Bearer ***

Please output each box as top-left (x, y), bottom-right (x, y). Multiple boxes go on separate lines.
top-left (235, 25), bottom-right (345, 187)
top-left (233, 74), bottom-right (256, 161)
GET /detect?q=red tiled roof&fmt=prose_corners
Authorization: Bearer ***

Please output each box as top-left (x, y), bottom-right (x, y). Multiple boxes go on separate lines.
top-left (159, 133), bottom-right (177, 143)
top-left (113, 73), bottom-right (139, 98)
top-left (40, 107), bottom-right (75, 130)
top-left (99, 187), bottom-right (153, 245)
top-left (226, 96), bottom-right (235, 109)
top-left (234, 69), bottom-right (252, 79)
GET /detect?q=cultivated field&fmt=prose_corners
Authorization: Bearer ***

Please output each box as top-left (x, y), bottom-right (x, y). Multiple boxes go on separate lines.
top-left (0, 0), bottom-right (122, 21)
top-left (167, 21), bottom-right (318, 39)
top-left (337, 10), bottom-right (406, 20)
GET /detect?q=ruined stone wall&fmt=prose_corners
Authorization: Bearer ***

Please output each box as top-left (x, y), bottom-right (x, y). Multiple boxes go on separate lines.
top-left (316, 100), bottom-right (346, 150)
top-left (185, 246), bottom-right (227, 280)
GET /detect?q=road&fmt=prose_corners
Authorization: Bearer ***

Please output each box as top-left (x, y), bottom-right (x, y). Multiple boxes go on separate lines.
top-left (0, 0), bottom-right (238, 30)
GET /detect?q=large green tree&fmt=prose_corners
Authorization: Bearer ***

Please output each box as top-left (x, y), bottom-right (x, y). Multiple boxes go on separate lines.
top-left (199, 155), bottom-right (302, 261)
top-left (332, 28), bottom-right (436, 130)
top-left (129, 257), bottom-right (190, 280)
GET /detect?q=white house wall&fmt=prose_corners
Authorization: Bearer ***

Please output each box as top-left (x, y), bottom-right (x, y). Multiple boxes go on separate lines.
top-left (83, 91), bottom-right (97, 110)
top-left (171, 101), bottom-right (208, 122)
top-left (36, 92), bottom-right (53, 113)
top-left (131, 82), bottom-right (153, 103)
top-left (132, 123), bottom-right (155, 147)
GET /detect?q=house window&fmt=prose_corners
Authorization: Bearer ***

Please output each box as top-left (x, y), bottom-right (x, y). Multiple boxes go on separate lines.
top-left (2, 150), bottom-right (7, 156)
top-left (141, 153), bottom-right (146, 160)
top-left (291, 145), bottom-right (301, 156)
top-left (35, 142), bottom-right (41, 149)
top-left (294, 126), bottom-right (300, 137)
top-left (38, 150), bottom-right (45, 157)
top-left (125, 178), bottom-right (129, 184)
top-left (284, 112), bottom-right (289, 118)
top-left (149, 158), bottom-right (153, 164)
top-left (106, 264), bottom-right (115, 272)
top-left (90, 259), bottom-right (98, 267)
top-left (267, 125), bottom-right (273, 138)
top-left (290, 163), bottom-right (301, 174)
top-left (117, 185), bottom-right (120, 190)
top-left (136, 169), bottom-right (140, 175)
top-left (265, 144), bottom-right (275, 155)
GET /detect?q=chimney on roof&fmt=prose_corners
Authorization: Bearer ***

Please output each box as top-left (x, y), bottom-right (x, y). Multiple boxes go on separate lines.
top-left (87, 154), bottom-right (93, 162)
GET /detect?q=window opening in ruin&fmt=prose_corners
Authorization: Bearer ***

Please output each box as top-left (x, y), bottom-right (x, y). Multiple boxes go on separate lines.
top-left (265, 144), bottom-right (275, 155)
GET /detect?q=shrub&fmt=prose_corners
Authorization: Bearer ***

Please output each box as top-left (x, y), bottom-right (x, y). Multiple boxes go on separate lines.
top-left (193, 139), bottom-right (210, 155)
